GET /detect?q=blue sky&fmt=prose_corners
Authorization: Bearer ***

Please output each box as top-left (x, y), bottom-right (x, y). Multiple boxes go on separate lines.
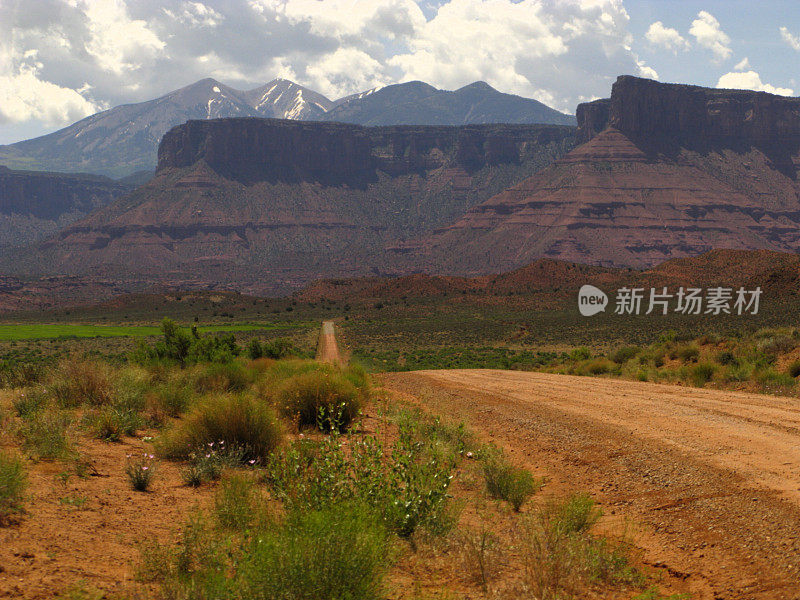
top-left (1, 0), bottom-right (798, 145)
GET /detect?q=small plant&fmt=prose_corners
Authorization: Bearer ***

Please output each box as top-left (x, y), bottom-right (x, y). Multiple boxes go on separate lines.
top-left (126, 453), bottom-right (156, 492)
top-left (180, 442), bottom-right (250, 487)
top-left (461, 525), bottom-right (500, 592)
top-left (690, 362), bottom-right (716, 387)
top-left (482, 450), bottom-right (542, 511)
top-left (48, 358), bottom-right (113, 408)
top-left (214, 474), bottom-right (257, 530)
top-left (610, 346), bottom-right (639, 364)
top-left (85, 407), bottom-right (143, 442)
top-left (18, 408), bottom-right (74, 461)
top-left (12, 388), bottom-right (48, 419)
top-left (0, 451), bottom-right (27, 522)
top-left (673, 345), bottom-right (700, 363)
top-left (715, 350), bottom-right (737, 366)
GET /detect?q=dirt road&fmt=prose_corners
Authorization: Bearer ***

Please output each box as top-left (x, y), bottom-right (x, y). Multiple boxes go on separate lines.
top-left (381, 370), bottom-right (800, 600)
top-left (316, 320), bottom-right (343, 364)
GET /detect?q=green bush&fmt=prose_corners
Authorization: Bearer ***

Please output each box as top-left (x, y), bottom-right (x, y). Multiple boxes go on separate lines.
top-left (610, 346), bottom-right (639, 364)
top-left (482, 451), bottom-right (542, 511)
top-left (690, 363), bottom-right (716, 387)
top-left (18, 408), bottom-right (74, 461)
top-left (266, 426), bottom-right (455, 539)
top-left (194, 362), bottom-right (252, 393)
top-left (85, 407), bottom-right (143, 441)
top-left (157, 394), bottom-right (282, 463)
top-left (12, 387), bottom-right (48, 419)
top-left (147, 379), bottom-right (195, 418)
top-left (788, 361), bottom-right (800, 378)
top-left (569, 347), bottom-right (591, 361)
top-left (673, 345), bottom-right (700, 363)
top-left (574, 358), bottom-right (616, 376)
top-left (126, 453), bottom-right (156, 492)
top-left (0, 452), bottom-right (26, 522)
top-left (48, 358), bottom-right (114, 408)
top-left (715, 350), bottom-right (737, 366)
top-left (755, 368), bottom-right (796, 389)
top-left (241, 505), bottom-right (388, 600)
top-left (214, 474), bottom-right (257, 530)
top-left (276, 370), bottom-right (362, 431)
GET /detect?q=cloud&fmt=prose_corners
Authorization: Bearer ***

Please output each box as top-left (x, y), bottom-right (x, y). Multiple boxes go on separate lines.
top-left (389, 0), bottom-right (647, 113)
top-left (780, 26), bottom-right (800, 51)
top-left (689, 11), bottom-right (731, 62)
top-left (716, 70), bottom-right (793, 96)
top-left (1, 0), bottom-right (661, 131)
top-left (645, 21), bottom-right (689, 53)
top-left (734, 57), bottom-right (750, 71)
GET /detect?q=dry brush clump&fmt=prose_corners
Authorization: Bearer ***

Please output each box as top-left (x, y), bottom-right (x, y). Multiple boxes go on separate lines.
top-left (156, 393), bottom-right (283, 463)
top-left (0, 451), bottom-right (27, 523)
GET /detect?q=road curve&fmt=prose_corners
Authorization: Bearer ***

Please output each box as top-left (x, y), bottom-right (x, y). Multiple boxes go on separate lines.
top-left (381, 370), bottom-right (800, 600)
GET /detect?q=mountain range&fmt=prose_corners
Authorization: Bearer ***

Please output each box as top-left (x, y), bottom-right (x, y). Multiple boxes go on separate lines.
top-left (0, 78), bottom-right (575, 179)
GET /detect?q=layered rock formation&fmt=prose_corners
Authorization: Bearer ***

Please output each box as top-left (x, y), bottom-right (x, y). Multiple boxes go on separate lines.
top-left (405, 76), bottom-right (800, 272)
top-left (11, 119), bottom-right (574, 294)
top-left (0, 166), bottom-right (129, 250)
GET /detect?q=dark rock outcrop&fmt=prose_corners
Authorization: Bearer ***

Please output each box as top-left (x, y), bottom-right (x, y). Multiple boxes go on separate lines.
top-left (9, 119), bottom-right (575, 294)
top-left (157, 118), bottom-right (575, 184)
top-left (0, 166), bottom-right (129, 250)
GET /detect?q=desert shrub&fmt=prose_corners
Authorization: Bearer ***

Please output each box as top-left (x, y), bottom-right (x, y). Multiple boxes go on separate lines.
top-left (113, 366), bottom-right (150, 413)
top-left (690, 363), bottom-right (716, 387)
top-left (788, 361), bottom-right (800, 378)
top-left (157, 394), bottom-right (282, 463)
top-left (49, 358), bottom-right (113, 408)
top-left (133, 319), bottom-right (241, 366)
top-left (0, 452), bottom-right (26, 522)
top-left (18, 408), bottom-right (74, 460)
top-left (141, 505), bottom-right (388, 600)
top-left (241, 505), bottom-right (388, 600)
top-left (214, 474), bottom-right (257, 530)
top-left (194, 361), bottom-right (252, 393)
top-left (673, 345), bottom-right (700, 363)
top-left (266, 425), bottom-right (455, 539)
top-left (180, 443), bottom-right (248, 487)
top-left (715, 350), bottom-right (737, 366)
top-left (0, 361), bottom-right (47, 388)
top-left (726, 361), bottom-right (754, 382)
top-left (610, 346), bottom-right (639, 364)
top-left (85, 407), bottom-right (143, 441)
top-left (755, 368), bottom-right (796, 389)
top-left (482, 450), bottom-right (542, 511)
top-left (248, 337), bottom-right (305, 360)
top-left (126, 452), bottom-right (156, 491)
top-left (758, 336), bottom-right (798, 357)
top-left (147, 379), bottom-right (195, 418)
top-left (574, 358), bottom-right (616, 376)
top-left (276, 370), bottom-right (362, 431)
top-left (12, 387), bottom-right (48, 419)
top-left (569, 347), bottom-right (591, 361)
top-left (520, 493), bottom-right (640, 599)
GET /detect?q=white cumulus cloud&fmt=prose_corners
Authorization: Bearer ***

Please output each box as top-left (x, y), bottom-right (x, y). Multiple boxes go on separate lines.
top-left (780, 26), bottom-right (800, 51)
top-left (717, 70), bottom-right (793, 96)
top-left (734, 57), bottom-right (750, 71)
top-left (645, 21), bottom-right (689, 53)
top-left (689, 11), bottom-right (731, 62)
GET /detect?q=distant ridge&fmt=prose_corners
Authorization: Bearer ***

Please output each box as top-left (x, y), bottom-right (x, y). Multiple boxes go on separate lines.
top-left (0, 79), bottom-right (575, 178)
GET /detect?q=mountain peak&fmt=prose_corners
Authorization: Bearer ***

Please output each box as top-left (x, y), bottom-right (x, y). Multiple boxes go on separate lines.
top-left (456, 81), bottom-right (497, 93)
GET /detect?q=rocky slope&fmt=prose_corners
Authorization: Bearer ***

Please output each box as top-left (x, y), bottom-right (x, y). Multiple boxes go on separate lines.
top-left (404, 76), bottom-right (800, 273)
top-left (0, 79), bottom-right (574, 179)
top-left (0, 166), bottom-right (130, 250)
top-left (8, 119), bottom-right (574, 294)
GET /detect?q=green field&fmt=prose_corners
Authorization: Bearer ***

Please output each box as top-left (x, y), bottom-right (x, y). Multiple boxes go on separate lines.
top-left (0, 321), bottom-right (308, 341)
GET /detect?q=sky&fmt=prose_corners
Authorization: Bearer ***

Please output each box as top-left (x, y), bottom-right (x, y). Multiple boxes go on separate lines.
top-left (1, 0), bottom-right (799, 144)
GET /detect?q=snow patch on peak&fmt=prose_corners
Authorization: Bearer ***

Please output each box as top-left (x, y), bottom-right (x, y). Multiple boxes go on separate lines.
top-left (212, 86), bottom-right (221, 93)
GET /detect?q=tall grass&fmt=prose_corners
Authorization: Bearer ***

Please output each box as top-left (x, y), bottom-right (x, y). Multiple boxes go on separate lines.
top-left (0, 452), bottom-right (26, 522)
top-left (482, 450), bottom-right (542, 512)
top-left (48, 358), bottom-right (114, 408)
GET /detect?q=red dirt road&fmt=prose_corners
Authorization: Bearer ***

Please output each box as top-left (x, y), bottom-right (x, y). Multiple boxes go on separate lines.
top-left (316, 320), bottom-right (343, 364)
top-left (380, 370), bottom-right (800, 600)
